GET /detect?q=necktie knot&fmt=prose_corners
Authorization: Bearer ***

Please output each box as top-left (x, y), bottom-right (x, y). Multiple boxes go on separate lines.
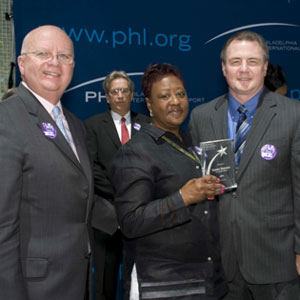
top-left (238, 105), bottom-right (247, 115)
top-left (52, 105), bottom-right (61, 119)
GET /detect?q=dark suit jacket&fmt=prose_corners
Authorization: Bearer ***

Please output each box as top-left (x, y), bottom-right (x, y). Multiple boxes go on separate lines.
top-left (189, 89), bottom-right (300, 284)
top-left (84, 109), bottom-right (150, 298)
top-left (0, 84), bottom-right (94, 300)
top-left (85, 110), bottom-right (150, 233)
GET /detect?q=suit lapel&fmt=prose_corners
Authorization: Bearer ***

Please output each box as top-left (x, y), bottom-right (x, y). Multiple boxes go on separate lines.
top-left (39, 108), bottom-right (83, 169)
top-left (212, 95), bottom-right (229, 139)
top-left (211, 95), bottom-right (236, 179)
top-left (64, 110), bottom-right (90, 172)
top-left (237, 91), bottom-right (277, 178)
top-left (131, 111), bottom-right (141, 136)
top-left (17, 84), bottom-right (82, 171)
top-left (103, 110), bottom-right (122, 148)
top-left (17, 84), bottom-right (93, 223)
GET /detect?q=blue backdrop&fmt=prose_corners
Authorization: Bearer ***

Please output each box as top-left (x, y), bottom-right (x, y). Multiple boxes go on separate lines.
top-left (13, 0), bottom-right (300, 129)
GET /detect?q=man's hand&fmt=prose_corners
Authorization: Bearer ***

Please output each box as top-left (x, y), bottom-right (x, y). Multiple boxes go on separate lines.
top-left (296, 254), bottom-right (300, 275)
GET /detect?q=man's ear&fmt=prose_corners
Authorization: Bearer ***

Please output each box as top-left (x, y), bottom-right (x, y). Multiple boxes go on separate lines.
top-left (105, 94), bottom-right (110, 105)
top-left (221, 61), bottom-right (226, 77)
top-left (18, 55), bottom-right (25, 76)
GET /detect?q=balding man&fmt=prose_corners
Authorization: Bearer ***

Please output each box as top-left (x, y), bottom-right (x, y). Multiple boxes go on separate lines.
top-left (0, 25), bottom-right (93, 300)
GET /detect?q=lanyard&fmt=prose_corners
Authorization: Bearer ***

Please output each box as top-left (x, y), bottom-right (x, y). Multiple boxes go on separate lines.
top-left (161, 135), bottom-right (201, 166)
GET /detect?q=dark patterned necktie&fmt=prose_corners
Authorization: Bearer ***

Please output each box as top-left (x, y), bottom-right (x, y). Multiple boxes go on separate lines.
top-left (234, 105), bottom-right (250, 165)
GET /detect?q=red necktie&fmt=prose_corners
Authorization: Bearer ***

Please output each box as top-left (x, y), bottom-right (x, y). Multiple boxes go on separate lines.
top-left (121, 117), bottom-right (130, 144)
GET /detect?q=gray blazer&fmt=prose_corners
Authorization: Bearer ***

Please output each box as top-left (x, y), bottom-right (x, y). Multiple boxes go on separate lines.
top-left (0, 84), bottom-right (94, 300)
top-left (189, 89), bottom-right (300, 284)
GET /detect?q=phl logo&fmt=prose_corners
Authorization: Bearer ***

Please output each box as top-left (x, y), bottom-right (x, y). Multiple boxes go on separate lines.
top-left (290, 89), bottom-right (300, 100)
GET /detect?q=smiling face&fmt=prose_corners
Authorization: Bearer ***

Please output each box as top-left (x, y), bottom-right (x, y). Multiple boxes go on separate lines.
top-left (146, 75), bottom-right (188, 136)
top-left (222, 39), bottom-right (268, 104)
top-left (18, 26), bottom-right (74, 104)
top-left (106, 78), bottom-right (133, 116)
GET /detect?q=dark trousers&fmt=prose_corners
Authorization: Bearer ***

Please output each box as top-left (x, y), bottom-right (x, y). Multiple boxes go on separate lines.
top-left (221, 267), bottom-right (299, 300)
top-left (84, 256), bottom-right (92, 300)
top-left (93, 229), bottom-right (122, 300)
top-left (121, 239), bottom-right (136, 300)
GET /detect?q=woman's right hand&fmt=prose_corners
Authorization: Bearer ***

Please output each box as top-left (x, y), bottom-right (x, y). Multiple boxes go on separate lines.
top-left (180, 175), bottom-right (225, 206)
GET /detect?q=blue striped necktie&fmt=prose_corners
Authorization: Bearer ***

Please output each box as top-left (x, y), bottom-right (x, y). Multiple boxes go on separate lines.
top-left (234, 105), bottom-right (250, 165)
top-left (52, 106), bottom-right (71, 145)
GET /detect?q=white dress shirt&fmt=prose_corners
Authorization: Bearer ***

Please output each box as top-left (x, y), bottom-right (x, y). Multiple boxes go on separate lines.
top-left (110, 110), bottom-right (132, 142)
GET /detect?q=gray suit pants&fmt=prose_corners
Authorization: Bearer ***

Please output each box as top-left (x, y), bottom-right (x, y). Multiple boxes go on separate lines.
top-left (221, 267), bottom-right (299, 300)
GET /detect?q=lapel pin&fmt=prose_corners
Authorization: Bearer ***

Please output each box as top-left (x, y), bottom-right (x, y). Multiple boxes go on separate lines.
top-left (41, 122), bottom-right (57, 139)
top-left (261, 144), bottom-right (277, 160)
top-left (133, 123), bottom-right (141, 131)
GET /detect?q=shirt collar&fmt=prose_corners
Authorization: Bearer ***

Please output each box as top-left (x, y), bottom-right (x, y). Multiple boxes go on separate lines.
top-left (110, 110), bottom-right (131, 123)
top-left (141, 123), bottom-right (192, 147)
top-left (21, 81), bottom-right (63, 115)
top-left (228, 88), bottom-right (263, 120)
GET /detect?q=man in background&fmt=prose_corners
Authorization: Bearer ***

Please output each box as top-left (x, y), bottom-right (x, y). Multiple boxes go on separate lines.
top-left (1, 87), bottom-right (16, 101)
top-left (189, 30), bottom-right (300, 299)
top-left (264, 62), bottom-right (287, 96)
top-left (85, 70), bottom-right (150, 300)
top-left (0, 25), bottom-right (93, 300)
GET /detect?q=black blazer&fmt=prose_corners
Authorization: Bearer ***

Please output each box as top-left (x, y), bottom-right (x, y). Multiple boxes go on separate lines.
top-left (84, 110), bottom-right (150, 232)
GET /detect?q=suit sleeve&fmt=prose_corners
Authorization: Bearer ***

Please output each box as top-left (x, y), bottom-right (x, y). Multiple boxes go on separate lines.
top-left (0, 105), bottom-right (28, 299)
top-left (291, 118), bottom-right (300, 254)
top-left (110, 145), bottom-right (191, 239)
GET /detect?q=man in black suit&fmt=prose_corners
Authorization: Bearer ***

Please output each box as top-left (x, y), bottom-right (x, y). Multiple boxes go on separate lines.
top-left (189, 30), bottom-right (300, 300)
top-left (85, 70), bottom-right (150, 300)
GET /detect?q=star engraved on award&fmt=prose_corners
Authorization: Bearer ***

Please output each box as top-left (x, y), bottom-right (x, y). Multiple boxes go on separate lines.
top-left (199, 139), bottom-right (237, 191)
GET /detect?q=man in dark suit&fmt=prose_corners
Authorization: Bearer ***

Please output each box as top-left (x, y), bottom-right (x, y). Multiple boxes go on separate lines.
top-left (0, 25), bottom-right (93, 300)
top-left (85, 70), bottom-right (150, 300)
top-left (189, 30), bottom-right (300, 300)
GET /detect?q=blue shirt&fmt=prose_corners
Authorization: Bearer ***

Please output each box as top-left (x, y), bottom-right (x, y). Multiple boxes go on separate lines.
top-left (227, 89), bottom-right (263, 142)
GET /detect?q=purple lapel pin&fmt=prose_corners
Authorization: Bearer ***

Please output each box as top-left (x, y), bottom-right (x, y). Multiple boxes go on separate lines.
top-left (41, 122), bottom-right (57, 139)
top-left (261, 144), bottom-right (277, 160)
top-left (133, 122), bottom-right (141, 131)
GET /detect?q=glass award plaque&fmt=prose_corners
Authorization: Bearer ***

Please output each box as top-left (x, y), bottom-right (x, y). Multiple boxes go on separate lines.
top-left (198, 139), bottom-right (237, 190)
